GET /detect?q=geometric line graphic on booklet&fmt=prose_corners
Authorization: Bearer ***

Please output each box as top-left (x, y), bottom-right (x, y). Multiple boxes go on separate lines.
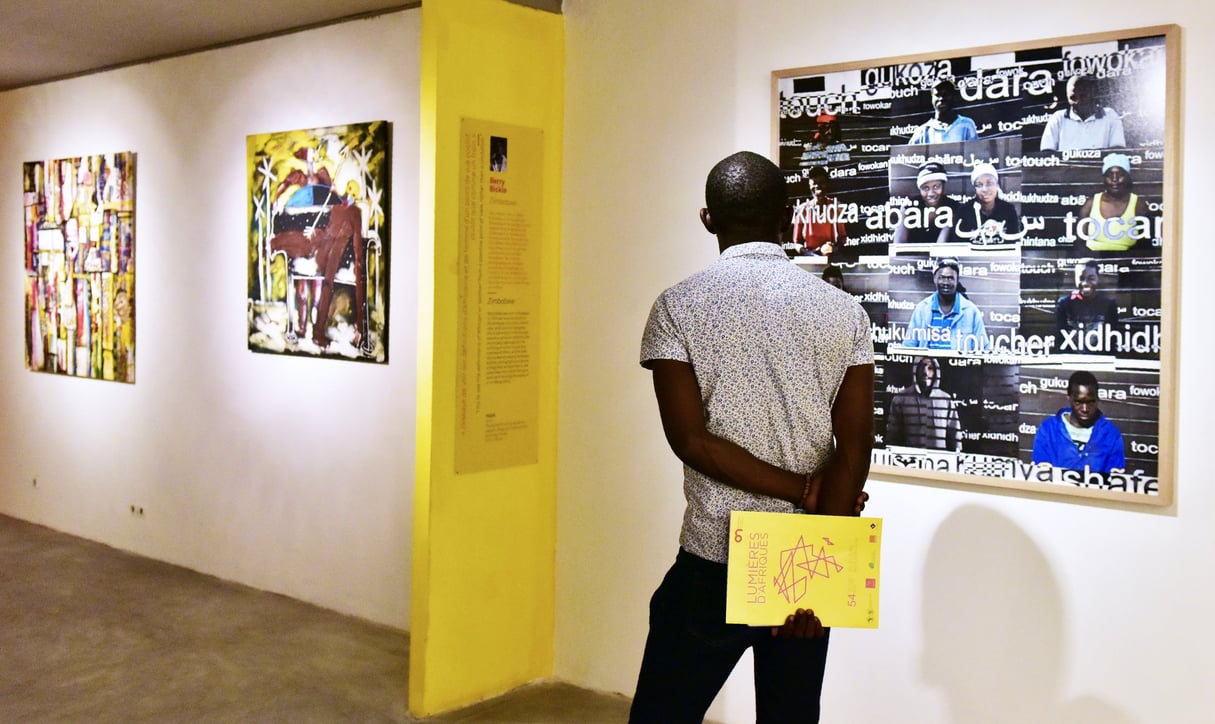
top-left (775, 535), bottom-right (845, 603)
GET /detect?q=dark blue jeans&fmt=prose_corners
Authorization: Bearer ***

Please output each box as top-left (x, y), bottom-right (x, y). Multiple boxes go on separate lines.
top-left (629, 548), bottom-right (830, 723)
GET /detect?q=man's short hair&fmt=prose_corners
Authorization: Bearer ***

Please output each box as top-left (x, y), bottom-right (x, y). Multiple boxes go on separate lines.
top-left (1067, 74), bottom-right (1096, 91)
top-left (705, 151), bottom-right (787, 232)
top-left (821, 265), bottom-right (844, 282)
top-left (1074, 259), bottom-right (1099, 285)
top-left (1067, 369), bottom-right (1100, 397)
top-left (934, 257), bottom-right (960, 277)
top-left (806, 165), bottom-right (830, 184)
top-left (933, 79), bottom-right (958, 96)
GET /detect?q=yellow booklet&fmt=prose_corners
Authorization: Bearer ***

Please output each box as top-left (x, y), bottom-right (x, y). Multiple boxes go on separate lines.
top-left (726, 510), bottom-right (881, 628)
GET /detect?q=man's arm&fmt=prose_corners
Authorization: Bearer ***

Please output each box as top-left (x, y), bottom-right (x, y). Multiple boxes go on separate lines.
top-left (1108, 111), bottom-right (1126, 148)
top-left (1040, 113), bottom-right (1060, 150)
top-left (962, 117), bottom-right (978, 141)
top-left (892, 208), bottom-right (910, 244)
top-left (903, 302), bottom-right (927, 347)
top-left (649, 359), bottom-right (805, 506)
top-left (1004, 201), bottom-right (1024, 234)
top-left (886, 395), bottom-right (904, 447)
top-left (1079, 194), bottom-right (1094, 219)
top-left (946, 399), bottom-right (961, 452)
top-left (1132, 195), bottom-right (1159, 251)
top-left (1032, 418), bottom-right (1056, 465)
top-left (1107, 426), bottom-right (1127, 472)
top-left (970, 306), bottom-right (989, 351)
top-left (1055, 296), bottom-right (1069, 339)
top-left (933, 211), bottom-right (952, 243)
top-left (649, 359), bottom-right (874, 513)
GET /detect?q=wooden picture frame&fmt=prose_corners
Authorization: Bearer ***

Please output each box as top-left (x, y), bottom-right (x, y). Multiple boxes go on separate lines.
top-left (772, 25), bottom-right (1180, 504)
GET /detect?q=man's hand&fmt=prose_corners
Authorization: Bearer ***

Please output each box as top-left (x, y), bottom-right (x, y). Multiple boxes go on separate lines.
top-left (804, 476), bottom-right (869, 516)
top-left (770, 608), bottom-right (825, 639)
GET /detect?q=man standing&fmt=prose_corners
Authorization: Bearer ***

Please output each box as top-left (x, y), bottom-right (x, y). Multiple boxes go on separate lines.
top-left (909, 80), bottom-right (978, 145)
top-left (631, 151), bottom-right (874, 723)
top-left (1032, 370), bottom-right (1127, 474)
top-left (1040, 75), bottom-right (1126, 152)
top-left (886, 356), bottom-right (961, 451)
top-left (903, 258), bottom-right (989, 351)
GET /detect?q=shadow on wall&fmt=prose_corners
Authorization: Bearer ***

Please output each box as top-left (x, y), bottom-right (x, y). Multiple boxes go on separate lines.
top-left (920, 505), bottom-right (1135, 724)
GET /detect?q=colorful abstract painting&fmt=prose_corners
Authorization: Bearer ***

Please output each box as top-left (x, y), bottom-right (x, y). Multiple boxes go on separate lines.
top-left (247, 121), bottom-right (391, 362)
top-left (24, 152), bottom-right (136, 382)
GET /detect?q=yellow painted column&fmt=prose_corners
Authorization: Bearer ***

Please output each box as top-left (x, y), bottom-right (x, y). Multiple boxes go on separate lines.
top-left (411, 0), bottom-right (563, 716)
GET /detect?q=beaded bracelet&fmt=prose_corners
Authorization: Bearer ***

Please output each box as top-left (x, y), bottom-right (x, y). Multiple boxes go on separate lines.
top-left (799, 471), bottom-right (820, 512)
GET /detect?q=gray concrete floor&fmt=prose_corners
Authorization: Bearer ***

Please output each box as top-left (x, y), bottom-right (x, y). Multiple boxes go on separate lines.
top-left (0, 514), bottom-right (631, 723)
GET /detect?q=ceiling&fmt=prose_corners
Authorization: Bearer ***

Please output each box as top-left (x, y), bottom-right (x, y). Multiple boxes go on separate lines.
top-left (0, 0), bottom-right (560, 92)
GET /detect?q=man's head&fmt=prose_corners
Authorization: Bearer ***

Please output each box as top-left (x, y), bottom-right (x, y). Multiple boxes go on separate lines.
top-left (806, 165), bottom-right (830, 201)
top-left (1101, 152), bottom-right (1133, 196)
top-left (970, 163), bottom-right (1000, 206)
top-left (1066, 370), bottom-right (1101, 428)
top-left (930, 80), bottom-right (960, 118)
top-left (1074, 260), bottom-right (1100, 298)
top-left (702, 151), bottom-right (787, 241)
top-left (917, 162), bottom-right (948, 207)
top-left (914, 356), bottom-right (940, 394)
top-left (821, 264), bottom-right (846, 290)
top-left (1066, 75), bottom-right (1098, 119)
top-left (933, 257), bottom-right (960, 299)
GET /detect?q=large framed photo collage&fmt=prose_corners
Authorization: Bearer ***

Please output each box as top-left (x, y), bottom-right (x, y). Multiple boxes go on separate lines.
top-left (773, 26), bottom-right (1180, 504)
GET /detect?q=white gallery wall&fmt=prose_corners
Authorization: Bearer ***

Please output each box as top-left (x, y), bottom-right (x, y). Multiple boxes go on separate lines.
top-left (0, 10), bottom-right (420, 629)
top-left (559, 1), bottom-right (1212, 723)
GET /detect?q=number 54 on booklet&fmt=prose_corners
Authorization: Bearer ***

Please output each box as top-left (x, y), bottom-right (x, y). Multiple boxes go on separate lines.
top-left (726, 510), bottom-right (882, 629)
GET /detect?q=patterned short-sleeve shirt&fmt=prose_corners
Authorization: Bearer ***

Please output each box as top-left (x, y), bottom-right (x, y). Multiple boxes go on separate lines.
top-left (640, 242), bottom-right (874, 562)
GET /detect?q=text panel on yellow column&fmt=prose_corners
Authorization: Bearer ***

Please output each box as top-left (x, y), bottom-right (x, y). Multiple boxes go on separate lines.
top-left (455, 119), bottom-right (543, 473)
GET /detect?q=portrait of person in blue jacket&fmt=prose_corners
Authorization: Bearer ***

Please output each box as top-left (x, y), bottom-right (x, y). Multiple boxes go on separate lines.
top-left (903, 257), bottom-right (989, 352)
top-left (1032, 370), bottom-right (1126, 474)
